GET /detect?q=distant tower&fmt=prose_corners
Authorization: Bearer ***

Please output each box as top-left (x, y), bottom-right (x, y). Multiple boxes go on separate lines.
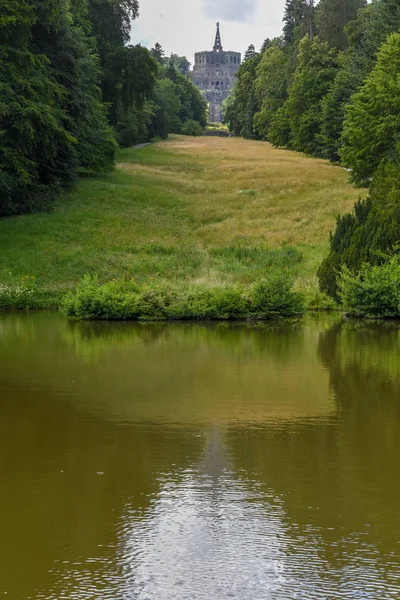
top-left (214, 22), bottom-right (223, 52)
top-left (191, 23), bottom-right (241, 123)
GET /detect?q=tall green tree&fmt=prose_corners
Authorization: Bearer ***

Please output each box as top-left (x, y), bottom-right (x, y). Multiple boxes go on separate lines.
top-left (244, 44), bottom-right (257, 61)
top-left (88, 0), bottom-right (138, 46)
top-left (284, 36), bottom-right (339, 155)
top-left (36, 0), bottom-right (116, 172)
top-left (319, 0), bottom-right (400, 162)
top-left (253, 46), bottom-right (289, 140)
top-left (88, 0), bottom-right (157, 147)
top-left (150, 42), bottom-right (165, 64)
top-left (163, 65), bottom-right (207, 129)
top-left (316, 0), bottom-right (366, 51)
top-left (147, 65), bottom-right (207, 139)
top-left (224, 53), bottom-right (261, 138)
top-left (0, 0), bottom-right (115, 215)
top-left (0, 1), bottom-right (65, 214)
top-left (283, 0), bottom-right (315, 46)
top-left (341, 32), bottom-right (400, 185)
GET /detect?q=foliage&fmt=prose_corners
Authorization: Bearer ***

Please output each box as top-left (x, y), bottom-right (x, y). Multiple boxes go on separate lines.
top-left (339, 256), bottom-right (400, 318)
top-left (147, 69), bottom-right (207, 139)
top-left (284, 36), bottom-right (339, 156)
top-left (87, 0), bottom-right (158, 148)
top-left (224, 53), bottom-right (262, 139)
top-left (244, 44), bottom-right (257, 61)
top-left (318, 151), bottom-right (400, 299)
top-left (318, 57), bottom-right (362, 162)
top-left (150, 42), bottom-right (165, 64)
top-left (166, 54), bottom-right (191, 75)
top-left (0, 0), bottom-right (116, 216)
top-left (283, 0), bottom-right (314, 47)
top-left (268, 105), bottom-right (292, 148)
top-left (61, 272), bottom-right (305, 321)
top-left (253, 46), bottom-right (289, 140)
top-left (316, 0), bottom-right (366, 51)
top-left (0, 0), bottom-right (65, 214)
top-left (181, 120), bottom-right (204, 137)
top-left (340, 33), bottom-right (400, 185)
top-left (0, 0), bottom-right (208, 216)
top-left (164, 66), bottom-right (207, 128)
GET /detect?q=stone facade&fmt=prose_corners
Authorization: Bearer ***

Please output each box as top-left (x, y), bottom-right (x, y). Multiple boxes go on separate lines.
top-left (191, 23), bottom-right (241, 123)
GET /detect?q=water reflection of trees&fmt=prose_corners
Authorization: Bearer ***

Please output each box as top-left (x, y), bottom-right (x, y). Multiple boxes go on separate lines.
top-left (228, 318), bottom-right (400, 568)
top-left (65, 318), bottom-right (308, 362)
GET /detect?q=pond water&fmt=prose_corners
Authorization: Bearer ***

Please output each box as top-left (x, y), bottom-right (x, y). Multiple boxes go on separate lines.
top-left (0, 313), bottom-right (399, 600)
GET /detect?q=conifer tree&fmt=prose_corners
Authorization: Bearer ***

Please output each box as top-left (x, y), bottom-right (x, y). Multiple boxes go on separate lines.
top-left (285, 36), bottom-right (339, 155)
top-left (150, 43), bottom-right (165, 64)
top-left (283, 0), bottom-right (314, 46)
top-left (316, 0), bottom-right (366, 51)
top-left (244, 45), bottom-right (257, 61)
top-left (341, 32), bottom-right (400, 185)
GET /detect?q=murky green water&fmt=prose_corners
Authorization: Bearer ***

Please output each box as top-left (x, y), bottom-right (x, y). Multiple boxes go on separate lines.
top-left (0, 313), bottom-right (399, 600)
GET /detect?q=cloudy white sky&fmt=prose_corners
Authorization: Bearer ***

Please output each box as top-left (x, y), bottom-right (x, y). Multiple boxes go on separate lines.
top-left (131, 0), bottom-right (287, 63)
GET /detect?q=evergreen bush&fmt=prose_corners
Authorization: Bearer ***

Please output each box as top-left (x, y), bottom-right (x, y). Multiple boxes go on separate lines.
top-left (318, 152), bottom-right (400, 300)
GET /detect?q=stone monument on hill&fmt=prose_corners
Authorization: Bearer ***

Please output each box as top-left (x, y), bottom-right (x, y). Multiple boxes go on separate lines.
top-left (191, 23), bottom-right (241, 123)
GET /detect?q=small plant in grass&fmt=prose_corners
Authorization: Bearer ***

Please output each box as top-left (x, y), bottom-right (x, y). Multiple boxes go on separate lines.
top-left (61, 272), bottom-right (304, 321)
top-left (338, 256), bottom-right (400, 318)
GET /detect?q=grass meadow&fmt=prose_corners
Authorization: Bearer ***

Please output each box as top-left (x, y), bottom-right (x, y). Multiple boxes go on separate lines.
top-left (0, 135), bottom-right (365, 308)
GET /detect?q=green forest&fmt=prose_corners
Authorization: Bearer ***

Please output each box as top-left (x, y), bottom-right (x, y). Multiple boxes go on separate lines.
top-left (224, 0), bottom-right (400, 315)
top-left (0, 0), bottom-right (207, 216)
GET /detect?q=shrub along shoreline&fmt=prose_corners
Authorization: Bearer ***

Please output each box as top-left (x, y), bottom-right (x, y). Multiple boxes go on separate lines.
top-left (60, 272), bottom-right (305, 321)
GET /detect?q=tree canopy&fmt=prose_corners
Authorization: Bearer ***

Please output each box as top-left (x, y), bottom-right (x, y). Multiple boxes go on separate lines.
top-left (0, 0), bottom-right (207, 215)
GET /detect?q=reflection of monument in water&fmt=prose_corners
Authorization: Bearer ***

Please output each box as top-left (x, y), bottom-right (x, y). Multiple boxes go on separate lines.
top-left (198, 424), bottom-right (230, 480)
top-left (190, 23), bottom-right (241, 123)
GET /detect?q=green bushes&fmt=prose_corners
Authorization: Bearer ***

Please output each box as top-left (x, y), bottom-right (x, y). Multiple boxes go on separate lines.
top-left (61, 273), bottom-right (305, 321)
top-left (181, 120), bottom-right (204, 137)
top-left (339, 256), bottom-right (400, 318)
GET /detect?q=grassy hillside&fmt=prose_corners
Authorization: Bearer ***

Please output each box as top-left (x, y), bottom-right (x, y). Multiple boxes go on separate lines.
top-left (0, 136), bottom-right (364, 307)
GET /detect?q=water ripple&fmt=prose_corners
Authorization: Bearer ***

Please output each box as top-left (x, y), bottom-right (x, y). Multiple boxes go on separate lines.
top-left (41, 469), bottom-right (400, 600)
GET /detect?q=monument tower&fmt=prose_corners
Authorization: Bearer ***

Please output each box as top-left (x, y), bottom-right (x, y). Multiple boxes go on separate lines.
top-left (191, 23), bottom-right (241, 123)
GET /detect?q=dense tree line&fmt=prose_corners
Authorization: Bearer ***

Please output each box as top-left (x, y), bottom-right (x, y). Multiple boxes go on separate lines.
top-left (0, 1), bottom-right (207, 215)
top-left (224, 0), bottom-right (400, 299)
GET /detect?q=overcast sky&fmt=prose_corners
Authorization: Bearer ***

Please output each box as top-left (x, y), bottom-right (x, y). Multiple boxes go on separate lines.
top-left (131, 0), bottom-right (287, 63)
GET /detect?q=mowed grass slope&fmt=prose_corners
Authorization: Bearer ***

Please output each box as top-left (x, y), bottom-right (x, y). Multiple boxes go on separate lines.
top-left (0, 136), bottom-right (364, 304)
